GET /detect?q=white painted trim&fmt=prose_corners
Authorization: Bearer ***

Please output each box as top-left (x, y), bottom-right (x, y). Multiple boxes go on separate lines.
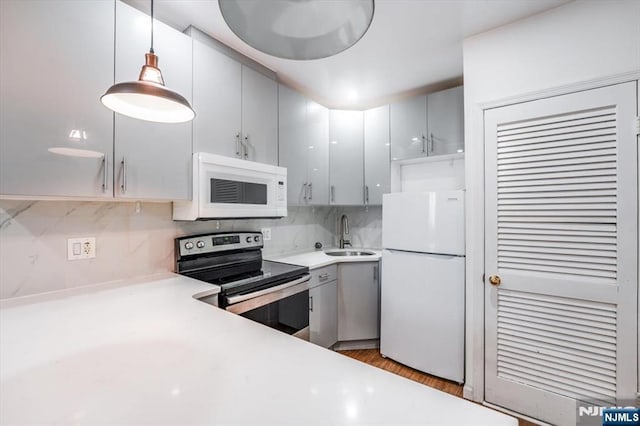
top-left (463, 71), bottom-right (640, 406)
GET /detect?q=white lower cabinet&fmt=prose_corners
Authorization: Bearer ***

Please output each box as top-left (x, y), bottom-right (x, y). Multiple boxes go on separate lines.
top-left (337, 262), bottom-right (380, 341)
top-left (309, 280), bottom-right (338, 348)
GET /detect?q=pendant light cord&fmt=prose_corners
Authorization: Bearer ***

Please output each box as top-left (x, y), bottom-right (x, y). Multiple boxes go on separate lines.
top-left (150, 0), bottom-right (154, 54)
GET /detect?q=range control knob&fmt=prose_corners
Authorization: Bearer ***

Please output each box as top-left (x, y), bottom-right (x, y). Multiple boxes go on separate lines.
top-left (196, 240), bottom-right (205, 249)
top-left (184, 241), bottom-right (194, 250)
top-left (246, 236), bottom-right (252, 243)
top-left (254, 236), bottom-right (260, 242)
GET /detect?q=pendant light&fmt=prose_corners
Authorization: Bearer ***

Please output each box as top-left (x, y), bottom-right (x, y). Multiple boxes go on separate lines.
top-left (219, 0), bottom-right (375, 60)
top-left (101, 0), bottom-right (195, 123)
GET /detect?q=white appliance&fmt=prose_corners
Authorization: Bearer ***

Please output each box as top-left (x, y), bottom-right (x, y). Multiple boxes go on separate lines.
top-left (380, 190), bottom-right (465, 383)
top-left (173, 152), bottom-right (287, 220)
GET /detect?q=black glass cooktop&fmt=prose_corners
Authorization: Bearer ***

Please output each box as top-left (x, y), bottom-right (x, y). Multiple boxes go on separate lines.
top-left (187, 260), bottom-right (308, 296)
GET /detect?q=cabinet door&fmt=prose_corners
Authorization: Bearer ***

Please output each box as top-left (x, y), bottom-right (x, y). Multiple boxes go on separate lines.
top-left (427, 86), bottom-right (464, 155)
top-left (390, 95), bottom-right (427, 160)
top-left (242, 66), bottom-right (277, 165)
top-left (338, 262), bottom-right (380, 341)
top-left (306, 100), bottom-right (330, 205)
top-left (0, 0), bottom-right (114, 198)
top-left (309, 280), bottom-right (338, 348)
top-left (192, 39), bottom-right (242, 157)
top-left (364, 105), bottom-right (390, 205)
top-left (278, 85), bottom-right (308, 205)
top-left (329, 110), bottom-right (364, 205)
top-left (114, 2), bottom-right (192, 200)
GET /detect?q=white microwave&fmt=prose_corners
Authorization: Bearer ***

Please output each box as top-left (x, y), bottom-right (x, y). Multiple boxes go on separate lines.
top-left (173, 153), bottom-right (287, 220)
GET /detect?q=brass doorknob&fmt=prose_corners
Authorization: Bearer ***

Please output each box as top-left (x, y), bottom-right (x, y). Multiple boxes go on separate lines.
top-left (489, 275), bottom-right (501, 286)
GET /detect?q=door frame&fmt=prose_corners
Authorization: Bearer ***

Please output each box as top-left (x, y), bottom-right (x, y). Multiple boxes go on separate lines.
top-left (463, 70), bottom-right (640, 404)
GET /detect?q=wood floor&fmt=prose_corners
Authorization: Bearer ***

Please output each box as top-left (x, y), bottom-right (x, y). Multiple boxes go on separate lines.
top-left (338, 349), bottom-right (537, 426)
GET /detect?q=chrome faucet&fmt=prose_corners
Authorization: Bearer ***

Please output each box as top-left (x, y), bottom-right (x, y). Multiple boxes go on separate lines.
top-left (339, 214), bottom-right (351, 249)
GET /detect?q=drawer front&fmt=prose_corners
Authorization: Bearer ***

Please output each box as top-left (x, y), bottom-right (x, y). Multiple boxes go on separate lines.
top-left (309, 265), bottom-right (338, 289)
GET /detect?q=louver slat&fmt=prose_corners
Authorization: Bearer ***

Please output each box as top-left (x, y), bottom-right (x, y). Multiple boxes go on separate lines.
top-left (497, 289), bottom-right (617, 404)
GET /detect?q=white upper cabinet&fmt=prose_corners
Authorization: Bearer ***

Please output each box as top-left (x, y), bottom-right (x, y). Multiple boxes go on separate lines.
top-left (242, 66), bottom-right (278, 165)
top-left (192, 39), bottom-right (242, 159)
top-left (364, 105), bottom-right (390, 205)
top-left (306, 100), bottom-right (330, 205)
top-left (278, 85), bottom-right (329, 206)
top-left (389, 86), bottom-right (464, 160)
top-left (192, 34), bottom-right (278, 165)
top-left (114, 2), bottom-right (193, 201)
top-left (427, 86), bottom-right (464, 155)
top-left (0, 0), bottom-right (115, 198)
top-left (390, 95), bottom-right (427, 161)
top-left (278, 84), bottom-right (308, 205)
top-left (329, 110), bottom-right (364, 205)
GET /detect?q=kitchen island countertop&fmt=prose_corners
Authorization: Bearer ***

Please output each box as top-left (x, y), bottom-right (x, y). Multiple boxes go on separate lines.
top-left (0, 273), bottom-right (516, 425)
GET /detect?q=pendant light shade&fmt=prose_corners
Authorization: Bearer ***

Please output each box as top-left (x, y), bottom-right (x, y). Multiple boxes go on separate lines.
top-left (219, 0), bottom-right (375, 60)
top-left (101, 1), bottom-right (195, 123)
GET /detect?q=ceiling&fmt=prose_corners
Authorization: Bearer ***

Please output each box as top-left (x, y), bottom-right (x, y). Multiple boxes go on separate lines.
top-left (125, 0), bottom-right (570, 109)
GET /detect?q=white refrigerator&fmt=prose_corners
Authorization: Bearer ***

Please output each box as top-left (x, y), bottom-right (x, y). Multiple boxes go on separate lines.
top-left (380, 190), bottom-right (465, 383)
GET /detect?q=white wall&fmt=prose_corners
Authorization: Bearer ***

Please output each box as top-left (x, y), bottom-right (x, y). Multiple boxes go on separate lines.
top-left (462, 0), bottom-right (640, 402)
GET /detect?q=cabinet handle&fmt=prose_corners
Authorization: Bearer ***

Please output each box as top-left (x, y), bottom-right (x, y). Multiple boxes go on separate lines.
top-left (102, 155), bottom-right (108, 192)
top-left (235, 132), bottom-right (241, 158)
top-left (318, 272), bottom-right (330, 281)
top-left (309, 296), bottom-right (314, 312)
top-left (421, 134), bottom-right (426, 153)
top-left (428, 133), bottom-right (434, 154)
top-left (373, 265), bottom-right (378, 282)
top-left (243, 134), bottom-right (249, 159)
top-left (120, 157), bottom-right (127, 194)
top-left (331, 185), bottom-right (335, 203)
top-left (303, 183), bottom-right (308, 201)
top-left (308, 182), bottom-right (312, 200)
top-left (364, 185), bottom-right (370, 204)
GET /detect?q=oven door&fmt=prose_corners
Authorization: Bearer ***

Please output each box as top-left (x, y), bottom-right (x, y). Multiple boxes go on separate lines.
top-left (225, 275), bottom-right (310, 340)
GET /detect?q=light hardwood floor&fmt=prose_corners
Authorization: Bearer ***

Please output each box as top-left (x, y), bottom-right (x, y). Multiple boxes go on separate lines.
top-left (338, 349), bottom-right (537, 426)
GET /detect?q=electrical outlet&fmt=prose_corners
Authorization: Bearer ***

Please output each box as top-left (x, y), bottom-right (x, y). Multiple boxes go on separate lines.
top-left (261, 228), bottom-right (271, 241)
top-left (67, 237), bottom-right (96, 260)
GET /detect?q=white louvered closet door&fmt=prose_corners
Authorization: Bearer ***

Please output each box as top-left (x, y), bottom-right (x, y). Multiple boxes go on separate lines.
top-left (484, 81), bottom-right (638, 426)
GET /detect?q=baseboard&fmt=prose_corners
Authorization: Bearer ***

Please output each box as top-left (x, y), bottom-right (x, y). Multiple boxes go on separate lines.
top-left (333, 339), bottom-right (380, 351)
top-left (482, 401), bottom-right (550, 426)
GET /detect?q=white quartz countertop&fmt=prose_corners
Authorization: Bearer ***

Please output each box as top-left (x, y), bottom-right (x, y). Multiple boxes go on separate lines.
top-left (0, 273), bottom-right (516, 425)
top-left (270, 248), bottom-right (382, 269)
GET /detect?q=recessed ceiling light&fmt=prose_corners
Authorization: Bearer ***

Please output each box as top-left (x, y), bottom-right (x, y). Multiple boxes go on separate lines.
top-left (347, 90), bottom-right (358, 101)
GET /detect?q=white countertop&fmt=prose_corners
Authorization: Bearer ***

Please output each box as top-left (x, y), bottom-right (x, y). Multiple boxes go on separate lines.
top-left (0, 273), bottom-right (516, 425)
top-left (271, 248), bottom-right (382, 269)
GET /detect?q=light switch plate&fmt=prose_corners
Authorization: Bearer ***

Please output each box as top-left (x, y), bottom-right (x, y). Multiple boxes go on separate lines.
top-left (261, 228), bottom-right (271, 241)
top-left (67, 237), bottom-right (96, 260)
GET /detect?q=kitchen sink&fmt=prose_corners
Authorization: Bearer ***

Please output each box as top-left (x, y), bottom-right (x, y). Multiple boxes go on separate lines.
top-left (324, 250), bottom-right (376, 257)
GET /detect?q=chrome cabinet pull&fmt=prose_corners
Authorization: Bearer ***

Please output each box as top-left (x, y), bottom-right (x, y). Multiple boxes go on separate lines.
top-left (309, 296), bottom-right (314, 312)
top-left (235, 132), bottom-right (241, 158)
top-left (331, 185), bottom-right (335, 203)
top-left (373, 265), bottom-right (378, 282)
top-left (428, 132), bottom-right (434, 153)
top-left (364, 185), bottom-right (370, 204)
top-left (303, 183), bottom-right (308, 201)
top-left (421, 134), bottom-right (426, 153)
top-left (120, 157), bottom-right (127, 194)
top-left (102, 155), bottom-right (108, 192)
top-left (243, 134), bottom-right (249, 159)
top-left (308, 182), bottom-right (312, 200)
top-left (318, 272), bottom-right (330, 281)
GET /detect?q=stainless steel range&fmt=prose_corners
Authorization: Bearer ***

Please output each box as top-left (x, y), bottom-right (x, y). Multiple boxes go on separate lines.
top-left (175, 232), bottom-right (311, 339)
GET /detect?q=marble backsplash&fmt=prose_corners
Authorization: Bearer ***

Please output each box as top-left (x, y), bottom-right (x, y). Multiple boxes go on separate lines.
top-left (0, 201), bottom-right (381, 299)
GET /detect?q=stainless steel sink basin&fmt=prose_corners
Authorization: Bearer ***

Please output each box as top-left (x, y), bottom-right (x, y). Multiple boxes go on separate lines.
top-left (324, 250), bottom-right (376, 257)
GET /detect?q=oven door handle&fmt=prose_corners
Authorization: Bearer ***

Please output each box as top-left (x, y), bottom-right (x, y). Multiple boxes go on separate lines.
top-left (226, 274), bottom-right (311, 305)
